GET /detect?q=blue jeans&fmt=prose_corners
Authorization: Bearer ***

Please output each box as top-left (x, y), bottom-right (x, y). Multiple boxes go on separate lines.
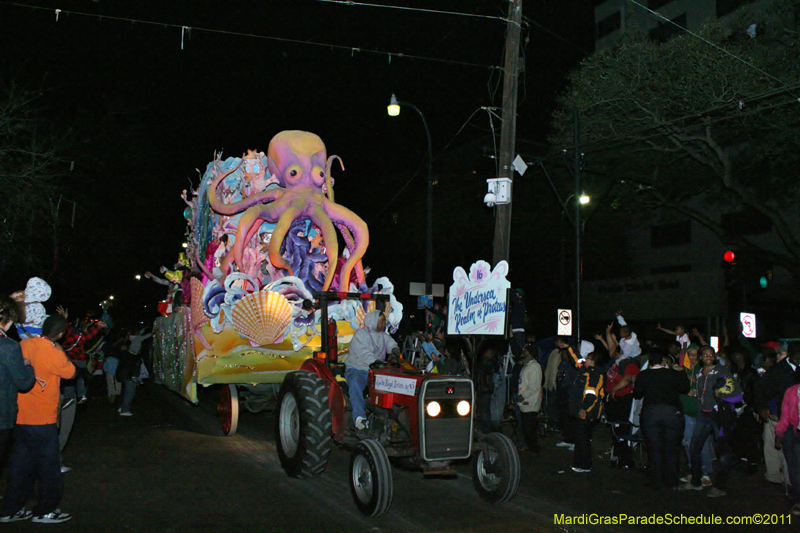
top-left (120, 379), bottom-right (137, 413)
top-left (345, 367), bottom-right (369, 423)
top-left (2, 424), bottom-right (63, 517)
top-left (690, 412), bottom-right (715, 486)
top-left (63, 360), bottom-right (88, 399)
top-left (642, 404), bottom-right (684, 489)
top-left (684, 414), bottom-right (713, 475)
top-left (783, 427), bottom-right (800, 503)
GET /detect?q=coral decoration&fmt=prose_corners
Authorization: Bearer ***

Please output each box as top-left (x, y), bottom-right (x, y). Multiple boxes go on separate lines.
top-left (190, 278), bottom-right (209, 329)
top-left (230, 290), bottom-right (292, 346)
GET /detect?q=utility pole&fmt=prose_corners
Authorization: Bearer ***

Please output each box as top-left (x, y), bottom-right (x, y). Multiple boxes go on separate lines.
top-left (573, 110), bottom-right (582, 344)
top-left (492, 0), bottom-right (523, 267)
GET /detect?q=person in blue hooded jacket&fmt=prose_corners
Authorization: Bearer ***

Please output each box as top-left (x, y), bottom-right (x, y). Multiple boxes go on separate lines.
top-left (0, 295), bottom-right (36, 458)
top-left (344, 310), bottom-right (399, 430)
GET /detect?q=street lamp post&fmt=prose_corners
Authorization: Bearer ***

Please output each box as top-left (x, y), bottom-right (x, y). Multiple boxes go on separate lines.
top-left (388, 94), bottom-right (434, 296)
top-left (559, 193), bottom-right (590, 341)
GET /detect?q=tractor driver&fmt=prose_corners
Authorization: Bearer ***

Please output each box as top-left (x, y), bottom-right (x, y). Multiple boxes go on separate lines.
top-left (344, 310), bottom-right (400, 431)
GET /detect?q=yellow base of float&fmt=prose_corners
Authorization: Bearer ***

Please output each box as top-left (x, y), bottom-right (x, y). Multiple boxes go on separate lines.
top-left (153, 307), bottom-right (355, 403)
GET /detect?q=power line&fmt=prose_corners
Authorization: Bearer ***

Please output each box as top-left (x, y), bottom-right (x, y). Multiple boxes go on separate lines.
top-left (1, 1), bottom-right (497, 70)
top-left (549, 80), bottom-right (800, 161)
top-left (523, 16), bottom-right (590, 55)
top-left (316, 0), bottom-right (508, 23)
top-left (627, 0), bottom-right (789, 88)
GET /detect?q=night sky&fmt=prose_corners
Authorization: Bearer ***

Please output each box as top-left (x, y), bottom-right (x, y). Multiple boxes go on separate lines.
top-left (0, 0), bottom-right (595, 330)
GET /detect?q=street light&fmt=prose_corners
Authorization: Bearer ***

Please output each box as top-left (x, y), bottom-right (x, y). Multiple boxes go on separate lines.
top-left (388, 94), bottom-right (434, 296)
top-left (557, 193), bottom-right (590, 342)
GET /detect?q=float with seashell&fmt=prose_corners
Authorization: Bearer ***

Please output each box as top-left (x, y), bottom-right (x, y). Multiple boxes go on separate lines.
top-left (151, 136), bottom-right (403, 435)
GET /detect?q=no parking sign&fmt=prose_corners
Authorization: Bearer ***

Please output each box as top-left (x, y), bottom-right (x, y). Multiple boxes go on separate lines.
top-left (557, 309), bottom-right (572, 336)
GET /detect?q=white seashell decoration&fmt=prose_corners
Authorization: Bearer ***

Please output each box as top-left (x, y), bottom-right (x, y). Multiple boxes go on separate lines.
top-left (230, 290), bottom-right (292, 346)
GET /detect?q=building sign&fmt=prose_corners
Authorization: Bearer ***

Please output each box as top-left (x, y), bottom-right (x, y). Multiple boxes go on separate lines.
top-left (417, 295), bottom-right (433, 310)
top-left (447, 260), bottom-right (510, 336)
top-left (740, 312), bottom-right (757, 339)
top-left (557, 309), bottom-right (572, 336)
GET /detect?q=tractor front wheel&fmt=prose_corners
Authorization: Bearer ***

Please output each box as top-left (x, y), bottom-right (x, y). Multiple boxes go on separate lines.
top-left (349, 439), bottom-right (393, 517)
top-left (472, 432), bottom-right (521, 504)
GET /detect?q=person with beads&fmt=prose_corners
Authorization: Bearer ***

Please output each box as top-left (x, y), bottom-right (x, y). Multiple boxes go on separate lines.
top-left (0, 314), bottom-right (75, 524)
top-left (682, 345), bottom-right (742, 497)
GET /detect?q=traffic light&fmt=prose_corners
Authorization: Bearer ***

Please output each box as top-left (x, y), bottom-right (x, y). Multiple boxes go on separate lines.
top-left (723, 250), bottom-right (738, 288)
top-left (759, 266), bottom-right (773, 289)
top-left (723, 250), bottom-right (736, 264)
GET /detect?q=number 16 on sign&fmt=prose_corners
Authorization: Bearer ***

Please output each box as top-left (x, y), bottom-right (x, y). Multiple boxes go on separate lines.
top-left (557, 309), bottom-right (572, 336)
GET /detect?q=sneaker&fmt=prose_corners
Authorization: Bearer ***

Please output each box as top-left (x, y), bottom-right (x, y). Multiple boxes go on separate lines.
top-left (679, 482), bottom-right (704, 491)
top-left (60, 464), bottom-right (72, 473)
top-left (571, 466), bottom-right (591, 473)
top-left (61, 397), bottom-right (75, 410)
top-left (32, 509), bottom-right (72, 524)
top-left (77, 396), bottom-right (88, 405)
top-left (790, 503), bottom-right (800, 516)
top-left (354, 417), bottom-right (368, 430)
top-left (707, 487), bottom-right (726, 498)
top-left (119, 411), bottom-right (133, 417)
top-left (555, 441), bottom-right (573, 447)
top-left (0, 508), bottom-right (32, 523)
top-left (679, 475), bottom-right (690, 483)
top-left (701, 475), bottom-right (712, 487)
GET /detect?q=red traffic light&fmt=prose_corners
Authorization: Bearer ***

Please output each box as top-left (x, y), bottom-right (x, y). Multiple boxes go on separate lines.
top-left (723, 250), bottom-right (736, 263)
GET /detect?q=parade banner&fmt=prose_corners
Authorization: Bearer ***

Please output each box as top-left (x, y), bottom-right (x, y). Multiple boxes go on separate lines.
top-left (447, 260), bottom-right (510, 335)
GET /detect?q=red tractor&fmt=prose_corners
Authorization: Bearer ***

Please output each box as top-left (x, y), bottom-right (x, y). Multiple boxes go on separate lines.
top-left (273, 291), bottom-right (521, 516)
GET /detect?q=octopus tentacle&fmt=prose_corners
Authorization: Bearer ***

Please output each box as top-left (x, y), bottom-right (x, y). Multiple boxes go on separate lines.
top-left (207, 158), bottom-right (243, 215)
top-left (208, 156), bottom-right (283, 216)
top-left (335, 222), bottom-right (366, 286)
top-left (227, 202), bottom-right (284, 275)
top-left (325, 155), bottom-right (344, 203)
top-left (309, 206), bottom-right (339, 291)
top-left (267, 200), bottom-right (307, 275)
top-left (323, 199), bottom-right (368, 292)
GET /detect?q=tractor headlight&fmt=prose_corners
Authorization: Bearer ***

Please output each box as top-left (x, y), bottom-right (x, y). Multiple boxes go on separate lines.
top-left (457, 400), bottom-right (471, 416)
top-left (426, 401), bottom-right (441, 417)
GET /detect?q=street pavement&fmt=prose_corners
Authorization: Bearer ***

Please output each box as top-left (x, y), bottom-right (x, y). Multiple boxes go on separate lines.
top-left (0, 378), bottom-right (796, 532)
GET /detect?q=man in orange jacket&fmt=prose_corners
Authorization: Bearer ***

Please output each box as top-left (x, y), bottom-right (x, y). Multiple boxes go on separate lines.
top-left (0, 315), bottom-right (75, 524)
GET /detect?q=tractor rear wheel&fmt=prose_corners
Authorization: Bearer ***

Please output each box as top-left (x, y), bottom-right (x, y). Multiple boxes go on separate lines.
top-left (472, 432), bottom-right (521, 504)
top-left (275, 371), bottom-right (332, 478)
top-left (349, 439), bottom-right (393, 517)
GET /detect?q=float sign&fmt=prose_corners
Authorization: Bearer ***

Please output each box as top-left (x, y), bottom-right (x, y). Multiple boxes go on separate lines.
top-left (740, 312), bottom-right (757, 339)
top-left (447, 260), bottom-right (510, 336)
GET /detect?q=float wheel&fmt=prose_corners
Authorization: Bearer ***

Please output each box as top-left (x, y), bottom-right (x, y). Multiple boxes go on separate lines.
top-left (217, 384), bottom-right (239, 436)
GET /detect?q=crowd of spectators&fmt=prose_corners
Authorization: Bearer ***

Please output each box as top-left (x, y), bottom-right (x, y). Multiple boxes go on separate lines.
top-left (530, 311), bottom-right (800, 517)
top-left (0, 277), bottom-right (152, 523)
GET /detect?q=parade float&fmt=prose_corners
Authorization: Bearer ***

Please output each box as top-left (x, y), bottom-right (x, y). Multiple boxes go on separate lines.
top-left (152, 130), bottom-right (402, 434)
